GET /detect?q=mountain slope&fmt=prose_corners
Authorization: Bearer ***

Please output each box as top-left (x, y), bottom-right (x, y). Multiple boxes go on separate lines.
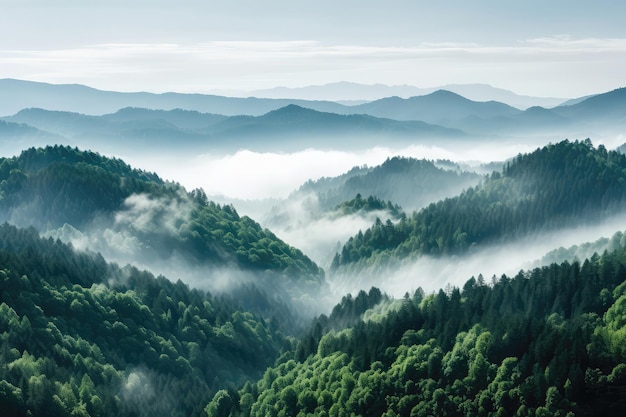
top-left (0, 119), bottom-right (61, 152)
top-left (296, 156), bottom-right (481, 212)
top-left (348, 90), bottom-right (522, 124)
top-left (249, 82), bottom-right (568, 109)
top-left (331, 140), bottom-right (626, 274)
top-left (211, 242), bottom-right (626, 417)
top-left (0, 223), bottom-right (293, 417)
top-left (257, 157), bottom-right (479, 268)
top-left (3, 105), bottom-right (466, 153)
top-left (0, 78), bottom-right (349, 117)
top-left (0, 145), bottom-right (324, 288)
top-left (210, 104), bottom-right (465, 148)
top-left (3, 108), bottom-right (217, 152)
top-left (552, 87), bottom-right (626, 122)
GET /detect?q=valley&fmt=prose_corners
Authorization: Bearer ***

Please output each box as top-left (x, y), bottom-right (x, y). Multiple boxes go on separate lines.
top-left (1, 79), bottom-right (626, 417)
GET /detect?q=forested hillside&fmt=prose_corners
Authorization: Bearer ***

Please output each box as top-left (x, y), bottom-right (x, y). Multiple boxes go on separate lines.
top-left (210, 239), bottom-right (626, 417)
top-left (332, 140), bottom-right (626, 275)
top-left (0, 146), bottom-right (323, 288)
top-left (0, 223), bottom-right (295, 417)
top-left (297, 156), bottom-right (480, 212)
top-left (259, 157), bottom-right (479, 268)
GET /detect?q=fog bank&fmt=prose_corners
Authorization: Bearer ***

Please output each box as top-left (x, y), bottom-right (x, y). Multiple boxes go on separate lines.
top-left (118, 141), bottom-right (538, 200)
top-left (330, 212), bottom-right (626, 298)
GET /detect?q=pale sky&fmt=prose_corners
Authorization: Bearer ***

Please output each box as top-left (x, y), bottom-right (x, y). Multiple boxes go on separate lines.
top-left (1, 0), bottom-right (626, 97)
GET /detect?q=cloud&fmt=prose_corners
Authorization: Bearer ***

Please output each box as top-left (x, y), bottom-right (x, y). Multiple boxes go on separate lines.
top-left (114, 192), bottom-right (192, 235)
top-left (258, 192), bottom-right (397, 267)
top-left (330, 212), bottom-right (626, 298)
top-left (123, 142), bottom-right (534, 201)
top-left (46, 192), bottom-right (193, 268)
top-left (123, 369), bottom-right (154, 399)
top-left (2, 37), bottom-right (626, 97)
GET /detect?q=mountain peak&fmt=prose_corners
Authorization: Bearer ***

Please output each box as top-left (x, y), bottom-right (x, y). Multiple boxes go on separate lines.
top-left (263, 104), bottom-right (319, 119)
top-left (425, 89), bottom-right (469, 101)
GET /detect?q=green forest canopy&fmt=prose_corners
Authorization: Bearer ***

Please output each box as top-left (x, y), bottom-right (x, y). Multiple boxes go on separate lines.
top-left (212, 231), bottom-right (626, 417)
top-left (0, 145), bottom-right (324, 283)
top-left (332, 139), bottom-right (626, 275)
top-left (0, 223), bottom-right (297, 417)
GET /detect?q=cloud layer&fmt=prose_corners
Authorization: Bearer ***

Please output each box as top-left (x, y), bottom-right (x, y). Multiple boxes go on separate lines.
top-left (121, 142), bottom-right (538, 201)
top-left (2, 37), bottom-right (626, 97)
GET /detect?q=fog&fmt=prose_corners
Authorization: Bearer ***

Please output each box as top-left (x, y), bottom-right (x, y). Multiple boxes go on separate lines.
top-left (46, 192), bottom-right (262, 294)
top-left (253, 192), bottom-right (398, 267)
top-left (113, 141), bottom-right (532, 273)
top-left (112, 136), bottom-right (626, 307)
top-left (43, 191), bottom-right (331, 319)
top-left (329, 212), bottom-right (626, 299)
top-left (47, 192), bottom-right (192, 260)
top-left (117, 141), bottom-right (538, 200)
top-left (19, 133), bottom-right (626, 319)
top-left (122, 369), bottom-right (154, 404)
top-left (108, 133), bottom-right (626, 202)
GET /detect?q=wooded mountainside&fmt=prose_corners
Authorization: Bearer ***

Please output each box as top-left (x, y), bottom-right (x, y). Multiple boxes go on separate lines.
top-left (0, 145), bottom-right (324, 286)
top-left (332, 140), bottom-right (626, 276)
top-left (210, 233), bottom-right (626, 417)
top-left (0, 223), bottom-right (295, 417)
top-left (297, 156), bottom-right (480, 212)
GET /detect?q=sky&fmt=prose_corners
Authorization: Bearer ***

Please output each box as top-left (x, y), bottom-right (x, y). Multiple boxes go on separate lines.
top-left (2, 1), bottom-right (626, 98)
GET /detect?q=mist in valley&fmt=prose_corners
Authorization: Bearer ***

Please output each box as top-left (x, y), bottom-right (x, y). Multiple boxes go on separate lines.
top-left (117, 140), bottom-right (527, 201)
top-left (3, 87), bottom-right (626, 317)
top-left (38, 190), bottom-right (328, 322)
top-left (328, 211), bottom-right (626, 300)
top-left (32, 133), bottom-right (626, 310)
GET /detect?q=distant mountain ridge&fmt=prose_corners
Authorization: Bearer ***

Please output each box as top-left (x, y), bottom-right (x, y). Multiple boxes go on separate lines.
top-left (1, 105), bottom-right (466, 153)
top-left (0, 78), bottom-right (570, 118)
top-left (248, 81), bottom-right (569, 109)
top-left (1, 79), bottom-right (625, 151)
top-left (0, 78), bottom-right (348, 117)
top-left (347, 90), bottom-right (521, 125)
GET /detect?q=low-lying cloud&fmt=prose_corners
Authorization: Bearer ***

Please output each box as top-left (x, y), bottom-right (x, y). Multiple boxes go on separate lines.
top-left (259, 192), bottom-right (396, 267)
top-left (120, 142), bottom-right (537, 201)
top-left (114, 192), bottom-right (192, 235)
top-left (330, 212), bottom-right (626, 298)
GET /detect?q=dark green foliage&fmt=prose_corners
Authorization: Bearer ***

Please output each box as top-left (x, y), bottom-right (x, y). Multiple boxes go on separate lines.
top-left (0, 223), bottom-right (292, 417)
top-left (294, 287), bottom-right (387, 362)
top-left (333, 194), bottom-right (403, 219)
top-left (332, 140), bottom-right (626, 274)
top-left (0, 146), bottom-right (162, 229)
top-left (0, 145), bottom-right (323, 283)
top-left (218, 242), bottom-right (626, 417)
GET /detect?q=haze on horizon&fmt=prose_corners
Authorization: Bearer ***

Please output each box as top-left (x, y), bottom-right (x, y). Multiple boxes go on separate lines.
top-left (1, 0), bottom-right (626, 98)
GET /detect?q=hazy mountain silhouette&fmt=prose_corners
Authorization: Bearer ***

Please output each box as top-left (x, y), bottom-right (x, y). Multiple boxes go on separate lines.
top-left (0, 78), bottom-right (348, 116)
top-left (551, 87), bottom-right (626, 122)
top-left (295, 155), bottom-right (480, 212)
top-left (2, 105), bottom-right (466, 152)
top-left (347, 90), bottom-right (522, 125)
top-left (2, 79), bottom-right (625, 151)
top-left (248, 82), bottom-right (568, 109)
